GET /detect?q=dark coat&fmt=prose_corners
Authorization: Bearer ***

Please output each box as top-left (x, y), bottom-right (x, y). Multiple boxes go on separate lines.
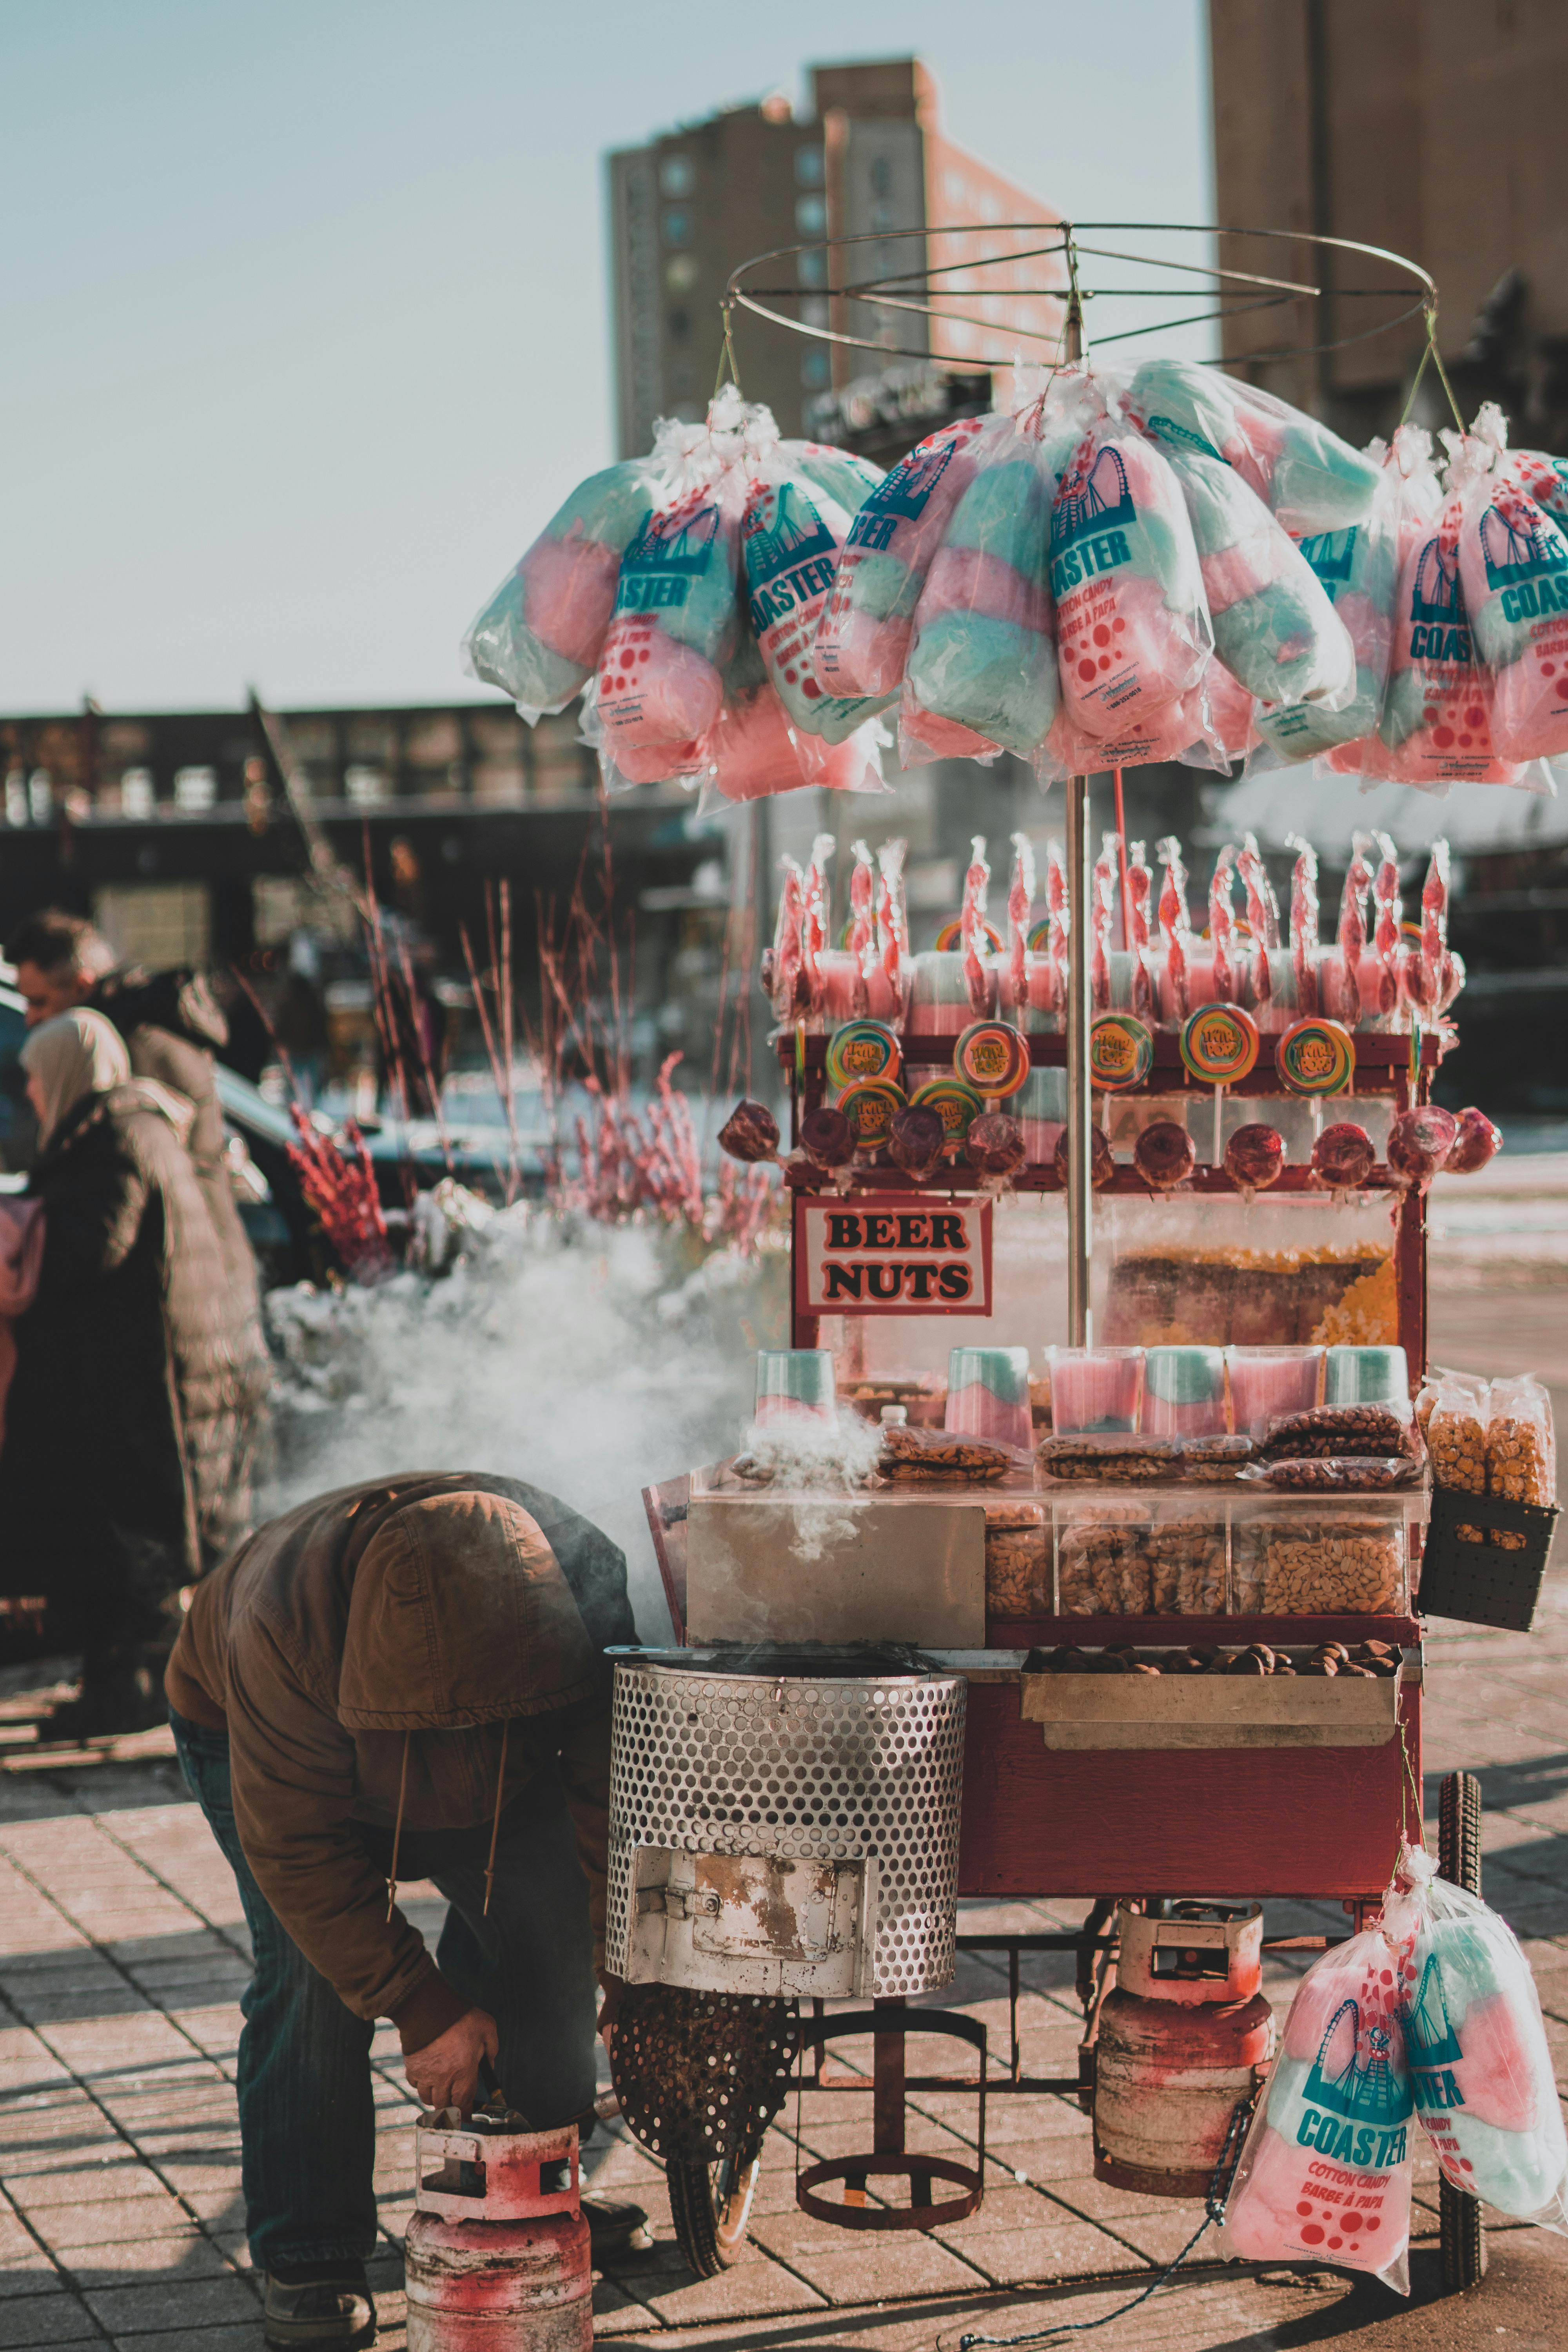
top-left (0, 1083), bottom-right (263, 1642)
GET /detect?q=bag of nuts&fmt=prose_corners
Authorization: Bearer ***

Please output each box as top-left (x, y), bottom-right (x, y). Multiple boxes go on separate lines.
top-left (1486, 1374), bottom-right (1556, 1550)
top-left (1425, 1370), bottom-right (1490, 1543)
top-left (1145, 1508), bottom-right (1227, 1612)
top-left (1261, 1401), bottom-right (1416, 1460)
top-left (985, 1503), bottom-right (1049, 1616)
top-left (1058, 1502), bottom-right (1153, 1612)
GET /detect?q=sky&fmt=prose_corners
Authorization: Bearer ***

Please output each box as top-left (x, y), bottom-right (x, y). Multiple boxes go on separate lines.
top-left (1, 0), bottom-right (1211, 715)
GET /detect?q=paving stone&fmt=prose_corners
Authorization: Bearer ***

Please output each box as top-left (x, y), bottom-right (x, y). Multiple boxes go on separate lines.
top-left (25, 2197), bottom-right (188, 2251)
top-left (82, 2270), bottom-right (258, 2332)
top-left (51, 2230), bottom-right (232, 2287)
top-left (0, 2295), bottom-right (98, 2346)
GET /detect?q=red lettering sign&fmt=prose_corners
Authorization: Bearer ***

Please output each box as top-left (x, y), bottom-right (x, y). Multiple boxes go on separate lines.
top-left (793, 1194), bottom-right (993, 1317)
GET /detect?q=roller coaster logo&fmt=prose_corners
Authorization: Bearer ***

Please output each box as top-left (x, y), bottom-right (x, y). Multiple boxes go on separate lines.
top-left (614, 499), bottom-right (720, 613)
top-left (1397, 1953), bottom-right (1470, 2113)
top-left (744, 484), bottom-right (840, 635)
top-left (1049, 447), bottom-right (1138, 597)
top-left (1298, 527), bottom-right (1359, 600)
top-left (845, 439), bottom-right (956, 552)
top-left (1408, 537), bottom-right (1472, 664)
top-left (1303, 1998), bottom-right (1415, 2127)
top-left (1482, 495), bottom-right (1568, 623)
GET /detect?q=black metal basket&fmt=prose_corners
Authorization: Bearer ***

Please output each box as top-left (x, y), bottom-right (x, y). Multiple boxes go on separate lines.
top-left (1418, 1485), bottom-right (1560, 1632)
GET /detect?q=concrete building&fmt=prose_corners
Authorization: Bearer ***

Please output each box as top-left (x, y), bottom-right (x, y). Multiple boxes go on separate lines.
top-left (606, 56), bottom-right (1063, 458)
top-left (1209, 0), bottom-right (1568, 450)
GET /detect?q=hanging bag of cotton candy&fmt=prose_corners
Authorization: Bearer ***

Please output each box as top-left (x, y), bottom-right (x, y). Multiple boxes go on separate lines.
top-left (901, 394), bottom-right (1062, 760)
top-left (1382, 1846), bottom-right (1568, 2233)
top-left (742, 462), bottom-right (894, 746)
top-left (692, 622), bottom-right (891, 817)
top-left (780, 440), bottom-right (887, 517)
top-left (1222, 1924), bottom-right (1416, 2294)
top-left (1129, 358), bottom-right (1383, 536)
top-left (1450, 409), bottom-right (1568, 764)
top-left (462, 457), bottom-right (663, 719)
top-left (813, 413), bottom-right (1007, 698)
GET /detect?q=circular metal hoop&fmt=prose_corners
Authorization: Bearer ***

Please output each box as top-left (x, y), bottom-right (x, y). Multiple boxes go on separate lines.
top-left (725, 221), bottom-right (1437, 374)
top-left (795, 2153), bottom-right (983, 2232)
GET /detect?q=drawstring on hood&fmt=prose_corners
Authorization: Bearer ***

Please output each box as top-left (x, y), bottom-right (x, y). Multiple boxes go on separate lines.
top-left (483, 1721), bottom-right (510, 1918)
top-left (385, 1732), bottom-right (411, 1923)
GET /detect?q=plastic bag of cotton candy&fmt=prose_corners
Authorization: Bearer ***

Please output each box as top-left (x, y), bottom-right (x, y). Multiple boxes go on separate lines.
top-left (1381, 1844), bottom-right (1568, 2235)
top-left (1222, 1922), bottom-right (1416, 2293)
top-left (1448, 405), bottom-right (1568, 766)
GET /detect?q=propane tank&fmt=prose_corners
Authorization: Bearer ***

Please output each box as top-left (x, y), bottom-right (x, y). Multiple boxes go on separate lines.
top-left (405, 2102), bottom-right (592, 2352)
top-left (1093, 1902), bottom-right (1275, 2198)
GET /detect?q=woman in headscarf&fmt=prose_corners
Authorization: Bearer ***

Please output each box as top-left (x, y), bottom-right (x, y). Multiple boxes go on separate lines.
top-left (0, 1009), bottom-right (268, 1736)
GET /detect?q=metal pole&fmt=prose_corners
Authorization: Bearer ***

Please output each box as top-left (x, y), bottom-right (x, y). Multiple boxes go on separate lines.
top-left (1062, 254), bottom-right (1093, 1347)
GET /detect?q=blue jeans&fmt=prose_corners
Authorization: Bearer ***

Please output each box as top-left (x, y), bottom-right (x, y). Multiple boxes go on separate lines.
top-left (171, 1710), bottom-right (597, 2274)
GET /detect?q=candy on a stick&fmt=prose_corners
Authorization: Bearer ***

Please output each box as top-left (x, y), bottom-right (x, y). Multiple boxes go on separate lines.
top-left (801, 832), bottom-right (834, 1023)
top-left (960, 835), bottom-right (994, 1017)
top-left (463, 458), bottom-right (660, 716)
top-left (1125, 840), bottom-right (1156, 1023)
top-left (1450, 405), bottom-right (1568, 761)
top-left (1387, 1105), bottom-right (1459, 1188)
top-left (718, 1099), bottom-right (781, 1163)
top-left (814, 414), bottom-right (998, 696)
top-left (1312, 1120), bottom-right (1376, 1191)
top-left (1334, 836), bottom-right (1374, 1029)
top-left (1127, 356), bottom-right (1383, 534)
top-left (1049, 383), bottom-right (1211, 741)
top-left (1091, 833), bottom-right (1118, 1013)
top-left (846, 840), bottom-right (877, 1017)
top-left (1140, 430), bottom-right (1356, 708)
top-left (1156, 835), bottom-right (1194, 1024)
top-left (1285, 833), bottom-right (1321, 1016)
top-left (1236, 832), bottom-right (1280, 1029)
top-left (1005, 831), bottom-right (1036, 1016)
top-left (1209, 844), bottom-right (1240, 1006)
top-left (799, 1105), bottom-right (856, 1173)
top-left (1365, 830), bottom-right (1403, 1024)
top-left (1445, 1106), bottom-right (1502, 1174)
top-left (906, 410), bottom-right (1060, 755)
top-left (1225, 1123), bottom-right (1286, 1198)
top-left (768, 858), bottom-right (805, 1022)
top-left (887, 1104), bottom-right (946, 1179)
top-left (966, 1111), bottom-right (1027, 1181)
top-left (824, 1020), bottom-right (900, 1091)
top-left (1134, 1119), bottom-right (1196, 1190)
top-left (1046, 839), bottom-right (1070, 1012)
top-left (1053, 1124), bottom-right (1115, 1189)
top-left (837, 1076), bottom-right (905, 1151)
top-left (742, 468), bottom-right (892, 743)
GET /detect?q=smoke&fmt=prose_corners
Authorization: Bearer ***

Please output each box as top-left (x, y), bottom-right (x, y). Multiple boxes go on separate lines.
top-left (725, 1417), bottom-right (885, 1564)
top-left (263, 1197), bottom-right (790, 1639)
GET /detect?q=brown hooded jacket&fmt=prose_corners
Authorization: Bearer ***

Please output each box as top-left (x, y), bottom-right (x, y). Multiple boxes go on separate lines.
top-left (166, 1472), bottom-right (635, 2053)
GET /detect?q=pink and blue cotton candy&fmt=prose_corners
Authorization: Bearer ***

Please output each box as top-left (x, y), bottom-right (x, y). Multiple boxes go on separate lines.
top-left (597, 481), bottom-right (742, 760)
top-left (1129, 358), bottom-right (1381, 534)
top-left (906, 432), bottom-right (1059, 757)
top-left (463, 461), bottom-right (658, 713)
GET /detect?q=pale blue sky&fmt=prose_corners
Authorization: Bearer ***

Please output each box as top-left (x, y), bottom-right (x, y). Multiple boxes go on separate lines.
top-left (1, 1), bottom-right (1210, 713)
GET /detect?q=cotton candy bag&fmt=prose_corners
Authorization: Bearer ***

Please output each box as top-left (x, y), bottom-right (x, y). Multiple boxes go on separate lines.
top-left (1382, 1846), bottom-right (1568, 2233)
top-left (1223, 1924), bottom-right (1414, 2293)
top-left (742, 465), bottom-right (893, 744)
top-left (1048, 378), bottom-right (1211, 742)
top-left (463, 460), bottom-right (661, 717)
top-left (904, 403), bottom-right (1060, 757)
top-left (1449, 407), bottom-right (1568, 762)
top-left (1128, 357), bottom-right (1383, 533)
top-left (782, 440), bottom-right (886, 517)
top-left (813, 414), bottom-right (998, 696)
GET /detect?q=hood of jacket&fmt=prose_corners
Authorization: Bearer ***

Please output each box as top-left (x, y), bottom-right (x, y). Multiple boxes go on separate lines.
top-left (92, 966), bottom-right (229, 1054)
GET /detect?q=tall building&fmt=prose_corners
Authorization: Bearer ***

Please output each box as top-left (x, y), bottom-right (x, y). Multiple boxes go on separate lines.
top-left (1209, 1), bottom-right (1568, 452)
top-left (606, 57), bottom-right (1063, 458)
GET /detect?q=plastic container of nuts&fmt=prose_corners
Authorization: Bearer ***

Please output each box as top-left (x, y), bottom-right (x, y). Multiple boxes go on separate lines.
top-left (1230, 1493), bottom-right (1410, 1615)
top-left (1055, 1499), bottom-right (1152, 1613)
top-left (1143, 1501), bottom-right (1228, 1613)
top-left (985, 1501), bottom-right (1050, 1616)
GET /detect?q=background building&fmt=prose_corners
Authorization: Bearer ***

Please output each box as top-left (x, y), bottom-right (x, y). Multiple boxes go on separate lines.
top-left (606, 56), bottom-right (1063, 459)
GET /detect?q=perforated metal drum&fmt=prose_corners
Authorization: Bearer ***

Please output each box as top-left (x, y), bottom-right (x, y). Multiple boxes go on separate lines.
top-left (606, 1660), bottom-right (967, 2000)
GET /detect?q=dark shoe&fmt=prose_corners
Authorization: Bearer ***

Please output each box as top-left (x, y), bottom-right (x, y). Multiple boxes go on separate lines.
top-left (584, 2196), bottom-right (653, 2257)
top-left (263, 2272), bottom-right (376, 2348)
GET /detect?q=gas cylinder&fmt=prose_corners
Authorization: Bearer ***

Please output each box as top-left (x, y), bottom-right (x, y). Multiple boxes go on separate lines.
top-left (404, 2105), bottom-right (592, 2352)
top-left (1092, 1902), bottom-right (1275, 2198)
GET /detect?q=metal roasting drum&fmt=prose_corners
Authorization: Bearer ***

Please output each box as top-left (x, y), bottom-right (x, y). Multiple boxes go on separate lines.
top-left (606, 1659), bottom-right (967, 2001)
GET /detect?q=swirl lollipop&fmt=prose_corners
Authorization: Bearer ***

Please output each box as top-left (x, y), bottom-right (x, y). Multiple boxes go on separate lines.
top-left (1312, 1120), bottom-right (1376, 1192)
top-left (1134, 1119), bottom-right (1196, 1191)
top-left (887, 1105), bottom-right (947, 1180)
top-left (1445, 1106), bottom-right (1502, 1174)
top-left (1054, 1125), bottom-right (1115, 1189)
top-left (718, 1099), bottom-right (780, 1163)
top-left (1224, 1123), bottom-right (1285, 1202)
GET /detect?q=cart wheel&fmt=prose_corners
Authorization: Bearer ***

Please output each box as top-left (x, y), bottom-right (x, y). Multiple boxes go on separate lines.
top-left (666, 2148), bottom-right (760, 2276)
top-left (1437, 1771), bottom-right (1486, 2289)
top-left (1439, 1769), bottom-right (1483, 1898)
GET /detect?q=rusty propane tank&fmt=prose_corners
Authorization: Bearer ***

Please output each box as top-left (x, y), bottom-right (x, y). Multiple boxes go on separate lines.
top-left (404, 2098), bottom-right (592, 2352)
top-left (1092, 1902), bottom-right (1274, 2198)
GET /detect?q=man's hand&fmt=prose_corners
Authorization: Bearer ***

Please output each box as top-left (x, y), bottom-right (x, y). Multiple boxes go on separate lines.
top-left (405, 2005), bottom-right (499, 2116)
top-left (597, 1972), bottom-right (624, 2055)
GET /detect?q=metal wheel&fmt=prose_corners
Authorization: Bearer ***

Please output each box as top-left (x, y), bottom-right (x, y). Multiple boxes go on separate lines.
top-left (1437, 1771), bottom-right (1487, 2289)
top-left (666, 2148), bottom-right (760, 2276)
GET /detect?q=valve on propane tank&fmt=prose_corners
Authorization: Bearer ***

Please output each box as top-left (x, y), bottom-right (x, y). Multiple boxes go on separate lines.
top-left (404, 2087), bottom-right (592, 2352)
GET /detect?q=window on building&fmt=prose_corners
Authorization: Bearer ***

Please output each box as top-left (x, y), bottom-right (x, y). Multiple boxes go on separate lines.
top-left (345, 765), bottom-right (385, 806)
top-left (795, 194), bottom-right (826, 237)
top-left (798, 247), bottom-right (828, 288)
top-left (801, 348), bottom-right (832, 390)
top-left (4, 773), bottom-right (27, 827)
top-left (795, 146), bottom-right (824, 188)
top-left (665, 254), bottom-right (698, 292)
top-left (93, 881), bottom-right (211, 971)
top-left (119, 768), bottom-right (154, 818)
top-left (659, 153), bottom-right (694, 196)
top-left (28, 771), bottom-right (52, 825)
top-left (662, 207), bottom-right (692, 249)
top-left (174, 765), bottom-right (216, 812)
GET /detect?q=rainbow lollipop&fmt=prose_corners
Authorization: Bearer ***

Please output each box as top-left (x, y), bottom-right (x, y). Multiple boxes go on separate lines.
top-left (826, 1019), bottom-right (902, 1091)
top-left (909, 1077), bottom-right (984, 1156)
top-left (953, 1020), bottom-right (1030, 1101)
top-left (836, 1076), bottom-right (905, 1153)
top-left (1275, 1016), bottom-right (1355, 1097)
top-left (1090, 1013), bottom-right (1155, 1092)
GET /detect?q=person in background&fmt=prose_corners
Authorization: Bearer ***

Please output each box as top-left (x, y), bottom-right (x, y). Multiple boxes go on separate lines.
top-left (6, 909), bottom-right (271, 1552)
top-left (0, 1011), bottom-right (263, 1734)
top-left (165, 1472), bottom-right (644, 2352)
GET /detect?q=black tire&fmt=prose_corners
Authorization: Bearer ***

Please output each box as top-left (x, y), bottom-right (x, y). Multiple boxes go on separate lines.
top-left (1437, 1771), bottom-right (1486, 2290)
top-left (667, 2149), bottom-right (760, 2276)
top-left (1439, 1769), bottom-right (1483, 1898)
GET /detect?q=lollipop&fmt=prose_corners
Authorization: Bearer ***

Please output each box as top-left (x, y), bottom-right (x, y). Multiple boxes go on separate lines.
top-left (1274, 1016), bottom-right (1355, 1098)
top-left (718, 1099), bottom-right (780, 1163)
top-left (1225, 1123), bottom-right (1286, 1197)
top-left (965, 1111), bottom-right (1027, 1181)
top-left (799, 1106), bottom-right (856, 1174)
top-left (909, 1077), bottom-right (984, 1156)
top-left (1053, 1125), bottom-right (1115, 1189)
top-left (1312, 1121), bottom-right (1376, 1191)
top-left (1134, 1119), bottom-right (1196, 1191)
top-left (953, 1020), bottom-right (1031, 1100)
top-left (836, 1077), bottom-right (905, 1153)
top-left (1445, 1106), bottom-right (1502, 1174)
top-left (825, 1020), bottom-right (902, 1091)
top-left (1387, 1105), bottom-right (1459, 1188)
top-left (1090, 1013), bottom-right (1154, 1091)
top-left (887, 1105), bottom-right (947, 1180)
top-left (1179, 1002), bottom-right (1259, 1085)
